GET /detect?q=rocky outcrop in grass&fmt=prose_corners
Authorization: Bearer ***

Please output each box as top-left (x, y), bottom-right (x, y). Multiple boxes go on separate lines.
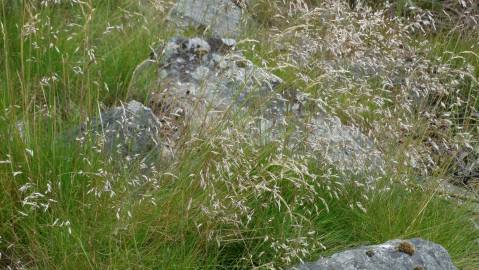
top-left (2, 0), bottom-right (479, 269)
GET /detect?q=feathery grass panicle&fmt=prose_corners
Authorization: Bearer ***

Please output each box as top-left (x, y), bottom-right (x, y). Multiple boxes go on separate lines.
top-left (0, 0), bottom-right (478, 269)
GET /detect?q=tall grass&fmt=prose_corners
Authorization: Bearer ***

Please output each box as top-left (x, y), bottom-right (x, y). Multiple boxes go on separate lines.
top-left (0, 0), bottom-right (478, 269)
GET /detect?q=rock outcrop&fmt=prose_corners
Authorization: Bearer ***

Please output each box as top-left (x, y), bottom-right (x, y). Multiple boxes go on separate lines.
top-left (293, 238), bottom-right (457, 270)
top-left (148, 37), bottom-right (283, 131)
top-left (154, 37), bottom-right (282, 105)
top-left (148, 36), bottom-right (384, 172)
top-left (168, 0), bottom-right (246, 38)
top-left (74, 2), bottom-right (469, 269)
top-left (122, 35), bottom-right (386, 172)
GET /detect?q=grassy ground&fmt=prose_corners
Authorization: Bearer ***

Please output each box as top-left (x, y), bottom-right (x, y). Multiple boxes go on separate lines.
top-left (1, 0), bottom-right (478, 269)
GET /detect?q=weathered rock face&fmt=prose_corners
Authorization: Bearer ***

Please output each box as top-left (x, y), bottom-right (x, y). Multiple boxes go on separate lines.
top-left (141, 36), bottom-right (385, 172)
top-left (149, 37), bottom-right (283, 130)
top-left (115, 31), bottom-right (386, 172)
top-left (79, 37), bottom-right (284, 163)
top-left (82, 101), bottom-right (163, 160)
top-left (168, 0), bottom-right (245, 38)
top-left (157, 37), bottom-right (282, 102)
top-left (293, 238), bottom-right (457, 270)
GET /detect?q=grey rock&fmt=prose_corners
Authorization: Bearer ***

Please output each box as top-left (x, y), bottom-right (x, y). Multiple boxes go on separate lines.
top-left (293, 238), bottom-right (457, 270)
top-left (168, 0), bottom-right (245, 38)
top-left (149, 37), bottom-right (283, 129)
top-left (83, 100), bottom-right (163, 160)
top-left (145, 37), bottom-right (384, 173)
top-left (125, 36), bottom-right (385, 173)
top-left (304, 115), bottom-right (384, 173)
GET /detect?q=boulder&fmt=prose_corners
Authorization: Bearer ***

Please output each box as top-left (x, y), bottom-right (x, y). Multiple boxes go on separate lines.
top-left (82, 100), bottom-right (163, 160)
top-left (123, 35), bottom-right (385, 172)
top-left (168, 0), bottom-right (246, 38)
top-left (156, 37), bottom-right (282, 102)
top-left (293, 238), bottom-right (457, 270)
top-left (144, 36), bottom-right (384, 172)
top-left (147, 37), bottom-right (283, 132)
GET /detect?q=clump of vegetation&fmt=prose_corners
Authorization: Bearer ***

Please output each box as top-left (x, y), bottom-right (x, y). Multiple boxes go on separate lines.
top-left (359, 0), bottom-right (479, 33)
top-left (0, 0), bottom-right (478, 269)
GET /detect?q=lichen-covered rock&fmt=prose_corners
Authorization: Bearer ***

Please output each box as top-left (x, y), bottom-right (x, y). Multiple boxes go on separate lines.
top-left (168, 0), bottom-right (246, 38)
top-left (123, 35), bottom-right (385, 173)
top-left (148, 37), bottom-right (283, 130)
top-left (83, 100), bottom-right (163, 160)
top-left (157, 37), bottom-right (281, 101)
top-left (293, 238), bottom-right (457, 270)
top-left (142, 36), bottom-right (384, 173)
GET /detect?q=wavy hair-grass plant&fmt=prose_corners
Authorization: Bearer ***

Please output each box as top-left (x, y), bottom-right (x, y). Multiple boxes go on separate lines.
top-left (260, 0), bottom-right (478, 180)
top-left (167, 122), bottom-right (351, 268)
